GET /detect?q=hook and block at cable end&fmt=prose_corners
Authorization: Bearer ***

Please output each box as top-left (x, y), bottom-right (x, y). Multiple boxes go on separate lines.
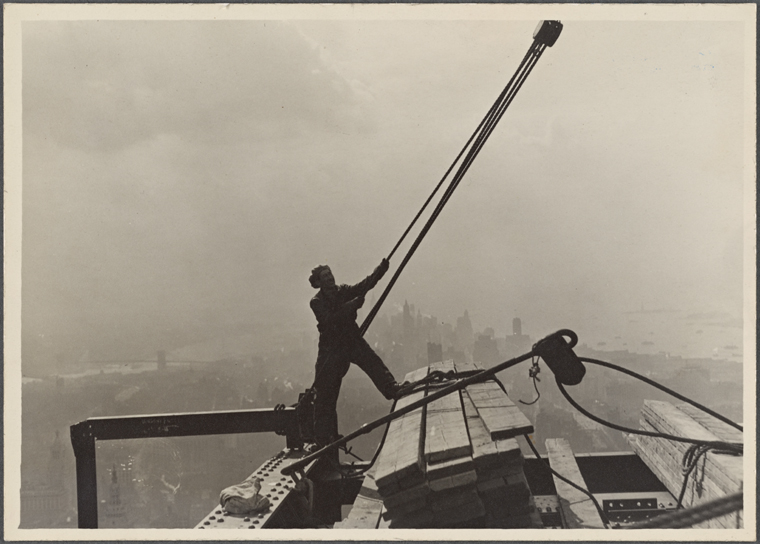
top-left (533, 329), bottom-right (586, 386)
top-left (533, 20), bottom-right (563, 47)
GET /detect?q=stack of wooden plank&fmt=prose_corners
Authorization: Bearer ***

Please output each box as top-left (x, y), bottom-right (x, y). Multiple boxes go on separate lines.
top-left (627, 400), bottom-right (743, 529)
top-left (368, 361), bottom-right (542, 528)
top-left (333, 470), bottom-right (390, 529)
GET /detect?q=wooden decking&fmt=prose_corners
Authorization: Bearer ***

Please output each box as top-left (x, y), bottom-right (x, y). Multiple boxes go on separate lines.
top-left (627, 400), bottom-right (743, 529)
top-left (340, 361), bottom-right (540, 529)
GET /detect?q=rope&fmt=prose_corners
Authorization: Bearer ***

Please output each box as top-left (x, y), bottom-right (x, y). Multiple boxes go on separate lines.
top-left (359, 40), bottom-right (549, 336)
top-left (282, 350), bottom-right (533, 475)
top-left (625, 491), bottom-right (743, 529)
top-left (676, 443), bottom-right (740, 509)
top-left (350, 368), bottom-right (485, 476)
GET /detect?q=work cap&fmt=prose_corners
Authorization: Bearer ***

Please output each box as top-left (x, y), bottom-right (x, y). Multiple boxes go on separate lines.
top-left (309, 265), bottom-right (330, 288)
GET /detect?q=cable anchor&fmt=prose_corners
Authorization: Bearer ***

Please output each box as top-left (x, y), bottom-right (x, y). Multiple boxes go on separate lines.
top-left (519, 356), bottom-right (542, 405)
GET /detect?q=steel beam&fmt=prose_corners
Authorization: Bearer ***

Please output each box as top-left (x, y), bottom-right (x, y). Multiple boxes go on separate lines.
top-left (70, 407), bottom-right (299, 528)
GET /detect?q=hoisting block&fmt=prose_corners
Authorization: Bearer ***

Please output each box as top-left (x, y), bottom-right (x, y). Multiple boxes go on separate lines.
top-left (533, 20), bottom-right (563, 47)
top-left (533, 329), bottom-right (585, 386)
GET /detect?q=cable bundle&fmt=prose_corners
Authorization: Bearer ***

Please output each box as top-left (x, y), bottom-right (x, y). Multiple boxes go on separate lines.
top-left (360, 26), bottom-right (560, 336)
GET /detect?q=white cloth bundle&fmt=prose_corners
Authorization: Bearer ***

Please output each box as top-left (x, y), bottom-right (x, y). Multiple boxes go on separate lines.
top-left (219, 476), bottom-right (271, 515)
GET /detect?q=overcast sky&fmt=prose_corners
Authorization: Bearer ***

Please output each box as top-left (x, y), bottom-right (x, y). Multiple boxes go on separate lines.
top-left (19, 12), bottom-right (751, 362)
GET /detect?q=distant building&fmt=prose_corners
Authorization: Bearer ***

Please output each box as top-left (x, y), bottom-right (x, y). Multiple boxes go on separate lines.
top-left (473, 333), bottom-right (499, 366)
top-left (20, 432), bottom-right (70, 528)
top-left (455, 310), bottom-right (474, 355)
top-left (503, 318), bottom-right (531, 358)
top-left (104, 464), bottom-right (129, 527)
top-left (442, 346), bottom-right (466, 365)
top-left (427, 342), bottom-right (443, 364)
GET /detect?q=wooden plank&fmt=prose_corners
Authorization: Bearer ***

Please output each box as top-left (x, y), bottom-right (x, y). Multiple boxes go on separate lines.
top-left (340, 472), bottom-right (384, 528)
top-left (374, 392), bottom-right (425, 490)
top-left (461, 393), bottom-right (480, 419)
top-left (429, 467), bottom-right (478, 492)
top-left (628, 430), bottom-right (741, 529)
top-left (642, 401), bottom-right (743, 491)
top-left (465, 399), bottom-right (522, 471)
top-left (453, 361), bottom-right (484, 373)
top-left (677, 403), bottom-right (743, 444)
top-left (630, 419), bottom-right (742, 509)
top-left (388, 507), bottom-right (433, 528)
top-left (403, 365), bottom-right (431, 384)
top-left (376, 506), bottom-right (392, 529)
top-left (339, 495), bottom-right (383, 528)
top-left (428, 485), bottom-right (480, 511)
top-left (426, 454), bottom-right (474, 481)
top-left (454, 362), bottom-right (484, 372)
top-left (425, 389), bottom-right (471, 463)
top-left (375, 366), bottom-right (429, 492)
top-left (464, 385), bottom-right (533, 440)
top-left (429, 360), bottom-right (457, 373)
top-left (383, 495), bottom-right (427, 518)
top-left (545, 438), bottom-right (606, 529)
top-left (472, 406), bottom-right (533, 440)
top-left (432, 495), bottom-right (485, 527)
top-left (382, 481), bottom-right (430, 510)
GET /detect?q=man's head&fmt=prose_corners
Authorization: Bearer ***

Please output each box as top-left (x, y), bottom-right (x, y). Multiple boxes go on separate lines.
top-left (309, 265), bottom-right (336, 290)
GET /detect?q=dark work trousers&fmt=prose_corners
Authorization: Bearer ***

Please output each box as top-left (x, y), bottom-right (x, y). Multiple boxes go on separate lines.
top-left (313, 336), bottom-right (396, 445)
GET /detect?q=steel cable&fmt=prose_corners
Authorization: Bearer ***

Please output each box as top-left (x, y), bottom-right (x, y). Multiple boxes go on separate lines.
top-left (523, 433), bottom-right (611, 528)
top-left (555, 378), bottom-right (743, 452)
top-left (579, 357), bottom-right (742, 432)
top-left (360, 41), bottom-right (546, 335)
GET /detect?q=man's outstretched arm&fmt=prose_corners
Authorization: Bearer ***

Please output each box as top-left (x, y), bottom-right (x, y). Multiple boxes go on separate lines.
top-left (344, 259), bottom-right (389, 300)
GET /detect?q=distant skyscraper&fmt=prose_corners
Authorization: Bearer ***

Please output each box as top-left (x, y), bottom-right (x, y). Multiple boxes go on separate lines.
top-left (455, 310), bottom-right (474, 353)
top-left (504, 317), bottom-right (531, 358)
top-left (105, 464), bottom-right (127, 527)
top-left (427, 342), bottom-right (443, 364)
top-left (473, 334), bottom-right (499, 365)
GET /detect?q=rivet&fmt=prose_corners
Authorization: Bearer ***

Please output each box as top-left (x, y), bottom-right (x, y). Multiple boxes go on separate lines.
top-left (209, 516), bottom-right (215, 520)
top-left (244, 517), bottom-right (251, 522)
top-left (218, 518), bottom-right (224, 523)
top-left (215, 510), bottom-right (221, 514)
top-left (203, 521), bottom-right (210, 525)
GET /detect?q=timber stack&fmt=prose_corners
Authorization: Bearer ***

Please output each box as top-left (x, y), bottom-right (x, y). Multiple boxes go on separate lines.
top-left (364, 360), bottom-right (543, 528)
top-left (627, 400), bottom-right (743, 528)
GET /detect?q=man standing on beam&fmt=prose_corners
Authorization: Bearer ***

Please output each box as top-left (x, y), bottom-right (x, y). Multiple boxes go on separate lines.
top-left (308, 259), bottom-right (404, 450)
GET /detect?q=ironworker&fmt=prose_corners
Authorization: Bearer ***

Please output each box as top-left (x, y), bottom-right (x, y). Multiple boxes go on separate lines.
top-left (308, 260), bottom-right (402, 447)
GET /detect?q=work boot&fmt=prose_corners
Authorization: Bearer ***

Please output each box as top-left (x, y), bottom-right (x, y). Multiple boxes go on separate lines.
top-left (388, 380), bottom-right (413, 400)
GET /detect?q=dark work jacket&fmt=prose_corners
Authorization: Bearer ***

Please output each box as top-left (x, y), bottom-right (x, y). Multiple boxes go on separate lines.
top-left (310, 272), bottom-right (381, 349)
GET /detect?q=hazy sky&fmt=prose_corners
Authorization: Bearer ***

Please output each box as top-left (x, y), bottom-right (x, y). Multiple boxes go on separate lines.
top-left (19, 12), bottom-right (751, 362)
